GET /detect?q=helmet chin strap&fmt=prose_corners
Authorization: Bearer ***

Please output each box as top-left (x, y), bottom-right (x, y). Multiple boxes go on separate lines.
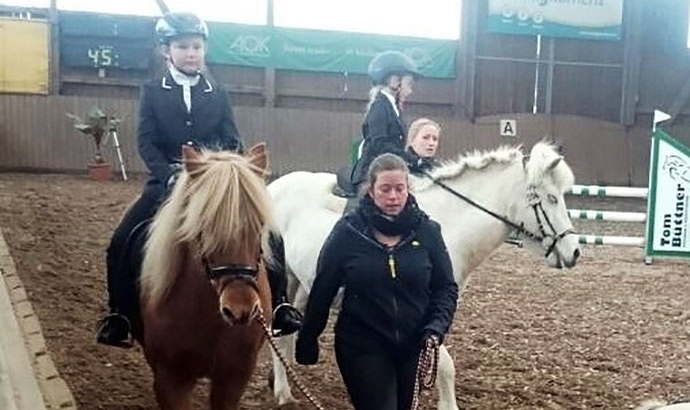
top-left (391, 84), bottom-right (405, 111)
top-left (176, 65), bottom-right (201, 77)
top-left (385, 77), bottom-right (403, 109)
top-left (167, 60), bottom-right (201, 78)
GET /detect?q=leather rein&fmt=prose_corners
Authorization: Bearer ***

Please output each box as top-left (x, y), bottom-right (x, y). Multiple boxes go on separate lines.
top-left (421, 171), bottom-right (574, 259)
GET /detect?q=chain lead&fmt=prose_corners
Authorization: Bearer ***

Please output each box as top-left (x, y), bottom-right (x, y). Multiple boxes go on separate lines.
top-left (411, 338), bottom-right (440, 410)
top-left (255, 315), bottom-right (326, 410)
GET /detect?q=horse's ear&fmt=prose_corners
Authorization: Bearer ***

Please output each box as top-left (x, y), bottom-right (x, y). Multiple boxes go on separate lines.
top-left (248, 142), bottom-right (267, 158)
top-left (547, 156), bottom-right (563, 171)
top-left (247, 142), bottom-right (269, 176)
top-left (181, 145), bottom-right (201, 172)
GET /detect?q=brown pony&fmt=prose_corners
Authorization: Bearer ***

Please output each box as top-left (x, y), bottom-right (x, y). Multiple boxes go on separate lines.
top-left (138, 143), bottom-right (274, 410)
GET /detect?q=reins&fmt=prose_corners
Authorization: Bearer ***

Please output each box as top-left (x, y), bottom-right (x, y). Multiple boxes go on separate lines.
top-left (421, 171), bottom-right (575, 258)
top-left (421, 171), bottom-right (542, 241)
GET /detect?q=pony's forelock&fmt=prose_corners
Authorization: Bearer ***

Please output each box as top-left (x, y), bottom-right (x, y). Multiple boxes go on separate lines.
top-left (525, 141), bottom-right (575, 193)
top-left (140, 150), bottom-right (273, 307)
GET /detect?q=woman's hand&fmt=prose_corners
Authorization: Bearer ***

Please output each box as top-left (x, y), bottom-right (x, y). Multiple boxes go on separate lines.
top-left (421, 330), bottom-right (442, 347)
top-left (295, 336), bottom-right (319, 365)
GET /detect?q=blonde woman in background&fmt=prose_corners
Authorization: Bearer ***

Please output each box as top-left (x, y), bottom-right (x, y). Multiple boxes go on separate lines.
top-left (405, 117), bottom-right (441, 173)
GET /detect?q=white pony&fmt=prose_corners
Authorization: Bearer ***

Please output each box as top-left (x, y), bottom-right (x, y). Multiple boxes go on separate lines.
top-left (268, 142), bottom-right (581, 410)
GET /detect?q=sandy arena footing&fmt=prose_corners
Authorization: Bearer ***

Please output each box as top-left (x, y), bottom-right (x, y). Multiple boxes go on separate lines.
top-left (0, 228), bottom-right (77, 410)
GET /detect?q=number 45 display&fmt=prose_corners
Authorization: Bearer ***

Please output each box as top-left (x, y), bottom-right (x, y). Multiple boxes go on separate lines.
top-left (88, 46), bottom-right (118, 68)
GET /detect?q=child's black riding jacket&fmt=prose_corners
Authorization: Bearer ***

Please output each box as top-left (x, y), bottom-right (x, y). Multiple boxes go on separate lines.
top-left (138, 70), bottom-right (243, 198)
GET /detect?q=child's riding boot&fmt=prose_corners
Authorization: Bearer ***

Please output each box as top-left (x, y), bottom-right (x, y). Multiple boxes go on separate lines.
top-left (96, 313), bottom-right (133, 348)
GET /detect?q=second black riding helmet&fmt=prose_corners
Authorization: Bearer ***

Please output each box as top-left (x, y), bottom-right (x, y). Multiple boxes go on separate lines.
top-left (367, 50), bottom-right (421, 85)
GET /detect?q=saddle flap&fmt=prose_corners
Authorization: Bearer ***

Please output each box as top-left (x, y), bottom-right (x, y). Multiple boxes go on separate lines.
top-left (333, 166), bottom-right (356, 198)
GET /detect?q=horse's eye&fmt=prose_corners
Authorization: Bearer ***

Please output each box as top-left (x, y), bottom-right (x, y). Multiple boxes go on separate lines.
top-left (547, 194), bottom-right (558, 204)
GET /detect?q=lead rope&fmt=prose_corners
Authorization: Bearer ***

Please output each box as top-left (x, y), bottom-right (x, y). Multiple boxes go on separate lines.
top-left (255, 315), bottom-right (326, 410)
top-left (410, 337), bottom-right (440, 410)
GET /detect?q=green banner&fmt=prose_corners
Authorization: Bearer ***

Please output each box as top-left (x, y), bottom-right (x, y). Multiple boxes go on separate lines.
top-left (486, 0), bottom-right (624, 41)
top-left (207, 23), bottom-right (456, 79)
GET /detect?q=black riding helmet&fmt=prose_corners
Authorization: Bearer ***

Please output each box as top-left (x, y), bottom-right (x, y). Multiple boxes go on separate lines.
top-left (155, 12), bottom-right (209, 44)
top-left (367, 50), bottom-right (421, 85)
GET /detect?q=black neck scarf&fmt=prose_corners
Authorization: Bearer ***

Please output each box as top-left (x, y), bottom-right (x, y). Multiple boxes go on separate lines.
top-left (358, 194), bottom-right (427, 237)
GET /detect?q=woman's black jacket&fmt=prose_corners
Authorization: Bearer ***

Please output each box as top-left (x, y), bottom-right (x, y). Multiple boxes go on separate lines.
top-left (137, 71), bottom-right (243, 197)
top-left (298, 207), bottom-right (458, 353)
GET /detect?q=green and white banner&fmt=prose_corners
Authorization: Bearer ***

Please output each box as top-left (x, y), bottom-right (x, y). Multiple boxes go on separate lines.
top-left (646, 129), bottom-right (690, 259)
top-left (207, 23), bottom-right (456, 78)
top-left (486, 0), bottom-right (624, 41)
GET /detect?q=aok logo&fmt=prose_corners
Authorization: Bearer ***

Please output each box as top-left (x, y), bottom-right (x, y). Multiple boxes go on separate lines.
top-left (228, 35), bottom-right (271, 57)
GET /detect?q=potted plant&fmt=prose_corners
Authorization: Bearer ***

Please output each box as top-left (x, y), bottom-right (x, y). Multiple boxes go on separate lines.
top-left (67, 107), bottom-right (120, 181)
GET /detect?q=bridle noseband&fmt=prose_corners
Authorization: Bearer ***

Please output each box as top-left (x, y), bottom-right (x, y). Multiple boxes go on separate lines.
top-left (526, 186), bottom-right (575, 258)
top-left (202, 256), bottom-right (261, 291)
top-left (422, 172), bottom-right (574, 258)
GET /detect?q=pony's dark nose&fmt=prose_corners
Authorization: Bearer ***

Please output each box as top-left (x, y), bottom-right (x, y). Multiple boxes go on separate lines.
top-left (249, 302), bottom-right (262, 322)
top-left (221, 304), bottom-right (258, 325)
top-left (221, 306), bottom-right (236, 324)
top-left (561, 248), bottom-right (580, 269)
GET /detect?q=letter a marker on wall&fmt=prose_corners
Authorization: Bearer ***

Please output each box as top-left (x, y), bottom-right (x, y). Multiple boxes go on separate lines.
top-left (500, 119), bottom-right (517, 138)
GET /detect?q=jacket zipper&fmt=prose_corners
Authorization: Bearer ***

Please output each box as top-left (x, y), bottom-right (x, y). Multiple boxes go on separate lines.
top-left (387, 253), bottom-right (397, 279)
top-left (387, 248), bottom-right (403, 343)
top-left (346, 221), bottom-right (415, 344)
top-left (392, 278), bottom-right (400, 342)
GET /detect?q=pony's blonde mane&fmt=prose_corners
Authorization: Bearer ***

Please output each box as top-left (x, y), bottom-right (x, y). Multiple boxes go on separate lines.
top-left (413, 145), bottom-right (522, 191)
top-left (412, 141), bottom-right (574, 193)
top-left (140, 149), bottom-right (274, 306)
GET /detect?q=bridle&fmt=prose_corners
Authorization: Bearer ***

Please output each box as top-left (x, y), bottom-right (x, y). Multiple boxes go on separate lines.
top-left (202, 256), bottom-right (261, 291)
top-left (526, 185), bottom-right (575, 258)
top-left (198, 235), bottom-right (263, 292)
top-left (194, 227), bottom-right (264, 290)
top-left (422, 171), bottom-right (575, 259)
top-left (199, 248), bottom-right (330, 410)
